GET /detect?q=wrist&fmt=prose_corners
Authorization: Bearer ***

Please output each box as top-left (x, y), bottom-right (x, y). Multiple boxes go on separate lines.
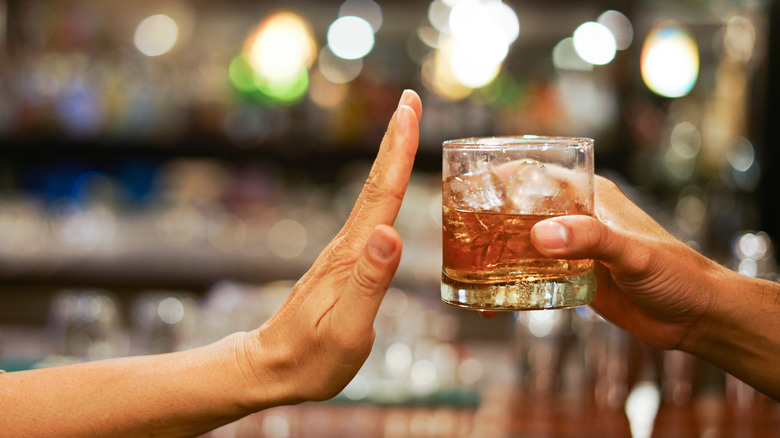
top-left (224, 329), bottom-right (301, 411)
top-left (676, 260), bottom-right (732, 356)
top-left (678, 263), bottom-right (780, 398)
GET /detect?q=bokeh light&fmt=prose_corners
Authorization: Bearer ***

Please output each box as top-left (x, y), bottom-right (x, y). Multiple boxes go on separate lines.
top-left (724, 15), bottom-right (756, 63)
top-left (268, 218), bottom-right (307, 259)
top-left (676, 187), bottom-right (707, 234)
top-left (554, 74), bottom-right (618, 133)
top-left (670, 121), bottom-right (702, 159)
top-left (232, 12), bottom-right (317, 104)
top-left (641, 22), bottom-right (699, 98)
top-left (134, 14), bottom-right (179, 57)
top-left (625, 382), bottom-right (661, 438)
top-left (410, 359), bottom-right (438, 394)
top-left (485, 1), bottom-right (520, 45)
top-left (317, 45), bottom-right (364, 84)
top-left (597, 10), bottom-right (633, 51)
top-left (664, 144), bottom-right (696, 182)
top-left (448, 38), bottom-right (503, 88)
top-left (428, 0), bottom-right (451, 34)
top-left (449, 0), bottom-right (517, 46)
top-left (246, 12), bottom-right (317, 82)
top-left (738, 233), bottom-right (767, 260)
top-left (157, 297), bottom-right (184, 325)
top-left (385, 342), bottom-right (413, 377)
top-left (573, 22), bottom-right (617, 65)
top-left (733, 230), bottom-right (774, 279)
top-left (527, 310), bottom-right (561, 338)
top-left (327, 16), bottom-right (375, 60)
top-left (447, 0), bottom-right (512, 88)
top-left (457, 357), bottom-right (484, 386)
top-left (553, 38), bottom-right (593, 72)
top-left (343, 375), bottom-right (370, 400)
top-left (339, 0), bottom-right (383, 33)
top-left (739, 258), bottom-right (758, 277)
top-left (228, 55), bottom-right (257, 93)
top-left (421, 49), bottom-right (472, 101)
top-left (308, 70), bottom-right (349, 108)
top-left (422, 0), bottom-right (518, 95)
top-left (726, 137), bottom-right (760, 192)
top-left (255, 68), bottom-right (310, 104)
top-left (726, 136), bottom-right (754, 172)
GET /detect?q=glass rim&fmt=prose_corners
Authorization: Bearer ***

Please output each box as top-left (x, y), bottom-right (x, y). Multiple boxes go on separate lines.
top-left (442, 135), bottom-right (594, 150)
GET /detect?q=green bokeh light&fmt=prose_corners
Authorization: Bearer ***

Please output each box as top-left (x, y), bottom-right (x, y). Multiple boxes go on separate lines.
top-left (255, 68), bottom-right (309, 104)
top-left (228, 55), bottom-right (258, 93)
top-left (229, 54), bottom-right (309, 104)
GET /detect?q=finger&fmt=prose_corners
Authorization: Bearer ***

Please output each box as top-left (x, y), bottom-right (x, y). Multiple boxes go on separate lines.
top-left (339, 90), bottom-right (421, 236)
top-left (289, 90), bottom-right (421, 289)
top-left (530, 215), bottom-right (651, 277)
top-left (337, 224), bottom-right (402, 334)
top-left (339, 102), bottom-right (420, 248)
top-left (399, 89), bottom-right (423, 123)
top-left (260, 91), bottom-right (420, 313)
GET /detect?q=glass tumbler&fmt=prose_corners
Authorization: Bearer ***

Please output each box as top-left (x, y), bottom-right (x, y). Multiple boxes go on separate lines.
top-left (441, 136), bottom-right (596, 311)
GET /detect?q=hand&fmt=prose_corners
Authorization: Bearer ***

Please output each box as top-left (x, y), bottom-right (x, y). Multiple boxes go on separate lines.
top-left (238, 90), bottom-right (423, 406)
top-left (530, 176), bottom-right (719, 350)
top-left (530, 176), bottom-right (780, 400)
top-left (0, 90), bottom-right (423, 438)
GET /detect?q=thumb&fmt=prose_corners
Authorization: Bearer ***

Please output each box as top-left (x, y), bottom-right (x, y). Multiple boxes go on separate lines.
top-left (340, 224), bottom-right (402, 332)
top-left (531, 215), bottom-right (628, 266)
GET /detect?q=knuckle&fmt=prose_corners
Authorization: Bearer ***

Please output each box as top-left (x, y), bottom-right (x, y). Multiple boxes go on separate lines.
top-left (335, 330), bottom-right (373, 355)
top-left (351, 262), bottom-right (383, 293)
top-left (365, 177), bottom-right (403, 205)
top-left (629, 245), bottom-right (655, 276)
top-left (582, 218), bottom-right (606, 251)
top-left (582, 218), bottom-right (625, 264)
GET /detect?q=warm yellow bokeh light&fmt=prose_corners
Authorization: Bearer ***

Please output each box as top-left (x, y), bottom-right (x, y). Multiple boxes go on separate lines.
top-left (246, 12), bottom-right (317, 82)
top-left (421, 50), bottom-right (472, 101)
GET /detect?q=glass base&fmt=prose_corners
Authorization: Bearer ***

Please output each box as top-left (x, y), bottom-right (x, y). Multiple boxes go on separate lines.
top-left (441, 269), bottom-right (596, 311)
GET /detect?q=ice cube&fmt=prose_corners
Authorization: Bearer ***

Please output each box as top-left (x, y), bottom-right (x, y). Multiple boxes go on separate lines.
top-left (502, 159), bottom-right (583, 214)
top-left (443, 172), bottom-right (506, 212)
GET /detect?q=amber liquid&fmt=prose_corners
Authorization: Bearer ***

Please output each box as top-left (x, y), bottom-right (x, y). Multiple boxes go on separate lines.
top-left (442, 206), bottom-right (593, 284)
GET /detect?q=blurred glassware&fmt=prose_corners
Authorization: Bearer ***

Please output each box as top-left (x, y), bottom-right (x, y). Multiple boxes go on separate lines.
top-left (662, 350), bottom-right (696, 406)
top-left (588, 315), bottom-right (631, 411)
top-left (514, 309), bottom-right (568, 396)
top-left (46, 289), bottom-right (126, 361)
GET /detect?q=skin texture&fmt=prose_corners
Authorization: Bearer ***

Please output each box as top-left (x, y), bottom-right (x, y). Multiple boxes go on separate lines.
top-left (531, 176), bottom-right (780, 400)
top-left (0, 89), bottom-right (423, 438)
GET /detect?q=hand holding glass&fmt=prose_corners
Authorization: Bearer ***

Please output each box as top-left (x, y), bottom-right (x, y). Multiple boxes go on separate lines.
top-left (441, 136), bottom-right (596, 311)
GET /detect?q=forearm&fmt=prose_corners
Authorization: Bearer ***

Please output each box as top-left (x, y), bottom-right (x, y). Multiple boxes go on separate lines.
top-left (682, 267), bottom-right (780, 400)
top-left (0, 332), bottom-right (281, 438)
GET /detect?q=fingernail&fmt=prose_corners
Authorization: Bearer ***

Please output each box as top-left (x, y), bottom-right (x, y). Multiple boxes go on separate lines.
top-left (397, 89), bottom-right (411, 109)
top-left (369, 227), bottom-right (395, 261)
top-left (533, 221), bottom-right (568, 249)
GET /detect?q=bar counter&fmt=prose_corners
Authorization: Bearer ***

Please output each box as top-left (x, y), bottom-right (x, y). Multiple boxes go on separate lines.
top-left (201, 388), bottom-right (780, 437)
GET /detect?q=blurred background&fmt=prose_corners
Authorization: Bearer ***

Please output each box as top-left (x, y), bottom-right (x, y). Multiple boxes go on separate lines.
top-left (0, 0), bottom-right (778, 436)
